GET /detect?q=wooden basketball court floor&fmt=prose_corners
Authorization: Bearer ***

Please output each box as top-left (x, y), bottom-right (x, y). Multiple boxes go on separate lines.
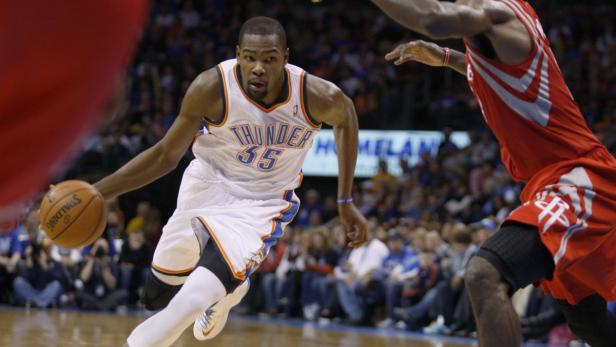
top-left (0, 308), bottom-right (547, 347)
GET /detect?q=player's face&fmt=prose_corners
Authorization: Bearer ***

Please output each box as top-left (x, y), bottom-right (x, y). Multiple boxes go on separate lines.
top-left (237, 34), bottom-right (289, 101)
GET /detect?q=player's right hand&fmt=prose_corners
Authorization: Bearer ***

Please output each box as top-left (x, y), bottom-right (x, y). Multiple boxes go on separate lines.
top-left (338, 202), bottom-right (368, 248)
top-left (385, 40), bottom-right (446, 67)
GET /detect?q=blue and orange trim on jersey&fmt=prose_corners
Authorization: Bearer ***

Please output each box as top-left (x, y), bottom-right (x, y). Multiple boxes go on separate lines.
top-left (251, 190), bottom-right (300, 277)
top-left (299, 71), bottom-right (322, 129)
top-left (193, 127), bottom-right (206, 141)
top-left (202, 64), bottom-right (229, 128)
top-left (196, 189), bottom-right (300, 281)
top-left (191, 127), bottom-right (207, 154)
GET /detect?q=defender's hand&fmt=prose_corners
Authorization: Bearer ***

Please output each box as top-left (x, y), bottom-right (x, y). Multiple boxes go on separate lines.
top-left (338, 203), bottom-right (367, 248)
top-left (385, 40), bottom-right (447, 67)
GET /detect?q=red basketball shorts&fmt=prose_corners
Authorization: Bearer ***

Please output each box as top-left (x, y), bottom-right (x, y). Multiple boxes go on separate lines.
top-left (507, 156), bottom-right (616, 305)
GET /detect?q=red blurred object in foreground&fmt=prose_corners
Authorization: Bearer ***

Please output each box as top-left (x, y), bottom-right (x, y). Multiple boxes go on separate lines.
top-left (0, 1), bottom-right (148, 224)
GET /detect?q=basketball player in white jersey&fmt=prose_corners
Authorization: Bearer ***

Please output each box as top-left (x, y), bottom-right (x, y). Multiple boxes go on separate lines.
top-left (93, 17), bottom-right (367, 347)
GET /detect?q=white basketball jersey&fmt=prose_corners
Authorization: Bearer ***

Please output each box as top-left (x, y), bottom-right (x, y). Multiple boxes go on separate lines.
top-left (192, 59), bottom-right (321, 198)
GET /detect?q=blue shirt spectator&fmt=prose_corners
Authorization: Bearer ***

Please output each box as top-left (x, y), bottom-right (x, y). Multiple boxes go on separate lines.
top-left (75, 238), bottom-right (127, 311)
top-left (0, 227), bottom-right (23, 273)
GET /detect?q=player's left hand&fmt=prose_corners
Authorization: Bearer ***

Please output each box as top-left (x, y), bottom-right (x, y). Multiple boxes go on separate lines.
top-left (385, 40), bottom-right (446, 67)
top-left (338, 202), bottom-right (367, 248)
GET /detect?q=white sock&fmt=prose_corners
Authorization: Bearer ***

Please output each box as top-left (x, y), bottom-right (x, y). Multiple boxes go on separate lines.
top-left (126, 267), bottom-right (226, 347)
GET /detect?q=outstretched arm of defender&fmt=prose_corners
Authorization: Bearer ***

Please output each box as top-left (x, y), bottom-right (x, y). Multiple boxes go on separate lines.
top-left (385, 40), bottom-right (467, 76)
top-left (371, 0), bottom-right (514, 39)
top-left (306, 75), bottom-right (367, 248)
top-left (94, 69), bottom-right (222, 200)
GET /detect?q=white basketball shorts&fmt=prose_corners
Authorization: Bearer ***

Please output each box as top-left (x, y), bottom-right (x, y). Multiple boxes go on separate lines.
top-left (151, 160), bottom-right (300, 282)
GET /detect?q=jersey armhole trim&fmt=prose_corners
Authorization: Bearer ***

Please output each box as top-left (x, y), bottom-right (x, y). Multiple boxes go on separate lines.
top-left (300, 72), bottom-right (322, 129)
top-left (203, 64), bottom-right (228, 127)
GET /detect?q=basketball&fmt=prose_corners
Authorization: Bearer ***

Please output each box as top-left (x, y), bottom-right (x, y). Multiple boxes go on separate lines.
top-left (40, 180), bottom-right (107, 248)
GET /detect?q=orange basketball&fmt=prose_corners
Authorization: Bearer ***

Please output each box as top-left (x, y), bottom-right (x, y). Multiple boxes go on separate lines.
top-left (40, 180), bottom-right (107, 248)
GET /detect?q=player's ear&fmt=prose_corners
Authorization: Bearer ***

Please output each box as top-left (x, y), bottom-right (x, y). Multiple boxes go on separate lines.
top-left (284, 48), bottom-right (289, 64)
top-left (236, 45), bottom-right (241, 59)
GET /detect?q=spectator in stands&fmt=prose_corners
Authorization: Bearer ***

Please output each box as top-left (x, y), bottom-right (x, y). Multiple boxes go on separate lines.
top-left (49, 242), bottom-right (82, 307)
top-left (263, 229), bottom-right (308, 317)
top-left (394, 248), bottom-right (441, 330)
top-left (301, 228), bottom-right (340, 320)
top-left (470, 132), bottom-right (498, 166)
top-left (49, 244), bottom-right (82, 280)
top-left (0, 224), bottom-right (22, 303)
top-left (425, 229), bottom-right (449, 259)
top-left (376, 229), bottom-right (419, 328)
top-left (336, 225), bottom-right (388, 324)
top-left (408, 227), bottom-right (427, 253)
top-left (17, 210), bottom-right (42, 255)
top-left (178, 0), bottom-right (200, 30)
top-left (118, 230), bottom-right (150, 306)
top-left (438, 127), bottom-right (458, 158)
top-left (75, 238), bottom-right (127, 311)
top-left (470, 218), bottom-right (495, 247)
top-left (423, 226), bottom-right (477, 335)
top-left (317, 224), bottom-right (349, 321)
top-left (126, 201), bottom-right (151, 234)
top-left (372, 159), bottom-right (396, 196)
top-left (13, 239), bottom-right (65, 308)
top-left (296, 190), bottom-right (323, 228)
top-left (105, 198), bottom-right (125, 235)
top-left (321, 196), bottom-right (339, 223)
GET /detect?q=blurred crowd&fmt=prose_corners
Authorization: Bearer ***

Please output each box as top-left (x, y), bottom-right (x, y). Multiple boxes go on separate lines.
top-left (0, 201), bottom-right (157, 313)
top-left (1, 0), bottom-right (615, 345)
top-left (74, 0), bottom-right (616, 149)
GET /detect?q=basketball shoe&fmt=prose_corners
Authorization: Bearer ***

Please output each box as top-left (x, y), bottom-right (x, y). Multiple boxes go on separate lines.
top-left (193, 279), bottom-right (250, 340)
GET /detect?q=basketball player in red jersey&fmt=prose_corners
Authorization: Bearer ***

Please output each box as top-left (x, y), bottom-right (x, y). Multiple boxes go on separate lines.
top-left (0, 1), bottom-right (147, 229)
top-left (372, 0), bottom-right (616, 346)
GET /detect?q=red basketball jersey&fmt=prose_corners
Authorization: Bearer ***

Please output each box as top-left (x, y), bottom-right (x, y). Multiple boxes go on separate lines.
top-left (466, 0), bottom-right (616, 304)
top-left (464, 0), bottom-right (607, 184)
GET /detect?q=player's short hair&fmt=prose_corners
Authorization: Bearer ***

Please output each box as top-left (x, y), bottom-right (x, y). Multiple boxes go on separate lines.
top-left (238, 16), bottom-right (287, 49)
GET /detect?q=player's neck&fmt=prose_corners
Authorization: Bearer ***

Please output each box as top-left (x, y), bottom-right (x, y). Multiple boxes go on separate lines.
top-left (262, 72), bottom-right (287, 105)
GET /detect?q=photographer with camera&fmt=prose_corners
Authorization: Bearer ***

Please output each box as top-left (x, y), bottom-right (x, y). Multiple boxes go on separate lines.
top-left (75, 237), bottom-right (127, 311)
top-left (12, 210), bottom-right (65, 308)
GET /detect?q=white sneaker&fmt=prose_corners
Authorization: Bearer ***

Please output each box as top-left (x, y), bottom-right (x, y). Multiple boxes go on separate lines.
top-left (376, 318), bottom-right (394, 328)
top-left (193, 279), bottom-right (250, 341)
top-left (423, 315), bottom-right (450, 335)
top-left (303, 303), bottom-right (319, 321)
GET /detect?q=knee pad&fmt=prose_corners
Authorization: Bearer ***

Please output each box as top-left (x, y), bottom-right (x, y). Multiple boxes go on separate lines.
top-left (475, 222), bottom-right (554, 295)
top-left (142, 270), bottom-right (182, 310)
top-left (197, 238), bottom-right (241, 293)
